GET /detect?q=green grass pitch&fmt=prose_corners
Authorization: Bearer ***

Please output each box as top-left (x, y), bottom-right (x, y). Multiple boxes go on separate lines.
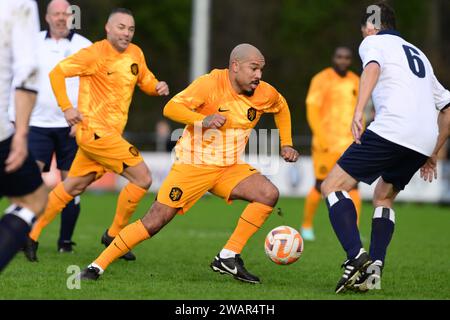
top-left (0, 192), bottom-right (449, 300)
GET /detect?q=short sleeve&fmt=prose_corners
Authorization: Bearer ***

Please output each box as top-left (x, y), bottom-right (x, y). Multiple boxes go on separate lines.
top-left (431, 73), bottom-right (450, 111)
top-left (359, 36), bottom-right (384, 69)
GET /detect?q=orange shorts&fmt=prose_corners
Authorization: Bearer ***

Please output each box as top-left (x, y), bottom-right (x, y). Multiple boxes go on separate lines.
top-left (157, 163), bottom-right (259, 214)
top-left (68, 128), bottom-right (143, 179)
top-left (312, 151), bottom-right (342, 181)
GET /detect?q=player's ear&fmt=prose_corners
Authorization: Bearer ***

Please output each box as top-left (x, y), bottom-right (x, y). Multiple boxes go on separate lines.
top-left (231, 61), bottom-right (239, 73)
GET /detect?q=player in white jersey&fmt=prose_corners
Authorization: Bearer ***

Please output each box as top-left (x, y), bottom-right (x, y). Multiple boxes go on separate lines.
top-left (319, 3), bottom-right (450, 293)
top-left (0, 0), bottom-right (48, 272)
top-left (14, 0), bottom-right (92, 260)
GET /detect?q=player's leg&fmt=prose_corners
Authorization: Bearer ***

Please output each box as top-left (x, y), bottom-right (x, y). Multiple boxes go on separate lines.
top-left (302, 151), bottom-right (342, 240)
top-left (78, 134), bottom-right (151, 260)
top-left (103, 161), bottom-right (151, 253)
top-left (209, 166), bottom-right (278, 283)
top-left (0, 185), bottom-right (48, 272)
top-left (321, 164), bottom-right (372, 293)
top-left (301, 179), bottom-right (322, 241)
top-left (352, 178), bottom-right (398, 292)
top-left (0, 136), bottom-right (48, 272)
top-left (81, 202), bottom-right (178, 280)
top-left (79, 163), bottom-right (215, 280)
top-left (57, 169), bottom-right (81, 252)
top-left (29, 152), bottom-right (99, 243)
top-left (55, 127), bottom-right (81, 252)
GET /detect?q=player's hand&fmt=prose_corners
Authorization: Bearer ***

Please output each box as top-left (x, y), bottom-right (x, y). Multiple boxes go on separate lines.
top-left (69, 125), bottom-right (77, 137)
top-left (64, 108), bottom-right (83, 127)
top-left (156, 81), bottom-right (169, 96)
top-left (352, 110), bottom-right (364, 144)
top-left (420, 155), bottom-right (438, 183)
top-left (202, 113), bottom-right (227, 129)
top-left (5, 132), bottom-right (28, 173)
top-left (281, 146), bottom-right (300, 162)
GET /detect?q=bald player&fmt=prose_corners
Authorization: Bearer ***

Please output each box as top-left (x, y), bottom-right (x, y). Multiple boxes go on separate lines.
top-left (78, 43), bottom-right (299, 284)
top-left (301, 47), bottom-right (361, 241)
top-left (24, 8), bottom-right (169, 262)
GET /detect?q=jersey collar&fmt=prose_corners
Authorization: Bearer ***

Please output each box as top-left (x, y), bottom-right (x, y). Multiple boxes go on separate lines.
top-left (45, 29), bottom-right (75, 41)
top-left (377, 29), bottom-right (402, 37)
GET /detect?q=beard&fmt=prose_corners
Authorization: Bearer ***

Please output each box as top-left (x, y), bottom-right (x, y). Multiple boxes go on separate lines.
top-left (243, 89), bottom-right (255, 97)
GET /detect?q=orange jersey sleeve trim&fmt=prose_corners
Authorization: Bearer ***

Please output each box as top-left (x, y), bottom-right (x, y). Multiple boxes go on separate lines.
top-left (49, 64), bottom-right (72, 111)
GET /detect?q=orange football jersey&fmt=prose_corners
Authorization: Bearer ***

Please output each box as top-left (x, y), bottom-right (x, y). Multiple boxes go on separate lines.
top-left (51, 39), bottom-right (159, 136)
top-left (306, 67), bottom-right (360, 153)
top-left (167, 69), bottom-right (293, 166)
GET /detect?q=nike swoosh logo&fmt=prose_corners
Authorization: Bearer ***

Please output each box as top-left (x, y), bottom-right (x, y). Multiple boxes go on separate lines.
top-left (114, 242), bottom-right (120, 250)
top-left (107, 71), bottom-right (114, 75)
top-left (221, 262), bottom-right (237, 274)
top-left (249, 168), bottom-right (257, 171)
top-left (218, 107), bottom-right (229, 112)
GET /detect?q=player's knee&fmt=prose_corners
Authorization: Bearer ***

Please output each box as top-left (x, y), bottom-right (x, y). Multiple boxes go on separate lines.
top-left (373, 190), bottom-right (394, 208)
top-left (135, 174), bottom-right (152, 190)
top-left (259, 183), bottom-right (279, 207)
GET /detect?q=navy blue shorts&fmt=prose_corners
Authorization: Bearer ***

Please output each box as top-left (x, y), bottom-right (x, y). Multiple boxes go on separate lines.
top-left (0, 136), bottom-right (43, 197)
top-left (28, 126), bottom-right (78, 172)
top-left (337, 130), bottom-right (428, 191)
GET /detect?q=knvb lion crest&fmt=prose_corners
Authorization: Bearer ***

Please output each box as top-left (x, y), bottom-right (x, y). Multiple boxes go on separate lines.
top-left (130, 63), bottom-right (139, 76)
top-left (129, 146), bottom-right (140, 157)
top-left (169, 187), bottom-right (183, 201)
top-left (247, 107), bottom-right (257, 121)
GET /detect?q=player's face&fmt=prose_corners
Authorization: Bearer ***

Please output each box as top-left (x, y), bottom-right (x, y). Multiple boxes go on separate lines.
top-left (106, 13), bottom-right (135, 52)
top-left (234, 57), bottom-right (265, 96)
top-left (333, 49), bottom-right (352, 73)
top-left (46, 2), bottom-right (71, 38)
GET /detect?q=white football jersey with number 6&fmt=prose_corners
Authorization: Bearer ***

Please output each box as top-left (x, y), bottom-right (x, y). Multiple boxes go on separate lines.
top-left (359, 30), bottom-right (450, 156)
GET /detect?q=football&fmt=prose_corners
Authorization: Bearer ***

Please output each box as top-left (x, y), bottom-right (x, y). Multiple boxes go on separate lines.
top-left (264, 226), bottom-right (304, 265)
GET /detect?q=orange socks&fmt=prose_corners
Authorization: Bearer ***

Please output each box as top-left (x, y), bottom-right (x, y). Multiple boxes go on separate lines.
top-left (349, 189), bottom-right (362, 225)
top-left (301, 187), bottom-right (321, 229)
top-left (30, 182), bottom-right (73, 241)
top-left (224, 202), bottom-right (273, 254)
top-left (108, 183), bottom-right (147, 237)
top-left (93, 220), bottom-right (150, 271)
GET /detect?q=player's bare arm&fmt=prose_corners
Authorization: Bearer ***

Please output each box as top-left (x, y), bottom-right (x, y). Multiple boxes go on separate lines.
top-left (420, 106), bottom-right (450, 182)
top-left (5, 90), bottom-right (37, 173)
top-left (352, 62), bottom-right (380, 144)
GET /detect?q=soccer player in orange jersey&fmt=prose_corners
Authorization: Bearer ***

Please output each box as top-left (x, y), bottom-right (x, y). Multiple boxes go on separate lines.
top-left (301, 47), bottom-right (361, 241)
top-left (79, 43), bottom-right (300, 284)
top-left (23, 8), bottom-right (169, 262)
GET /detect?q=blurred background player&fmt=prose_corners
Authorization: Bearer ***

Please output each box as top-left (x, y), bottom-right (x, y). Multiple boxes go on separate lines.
top-left (78, 43), bottom-right (300, 284)
top-left (24, 8), bottom-right (169, 262)
top-left (301, 47), bottom-right (361, 241)
top-left (321, 3), bottom-right (450, 293)
top-left (0, 0), bottom-right (48, 272)
top-left (10, 0), bottom-right (92, 259)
